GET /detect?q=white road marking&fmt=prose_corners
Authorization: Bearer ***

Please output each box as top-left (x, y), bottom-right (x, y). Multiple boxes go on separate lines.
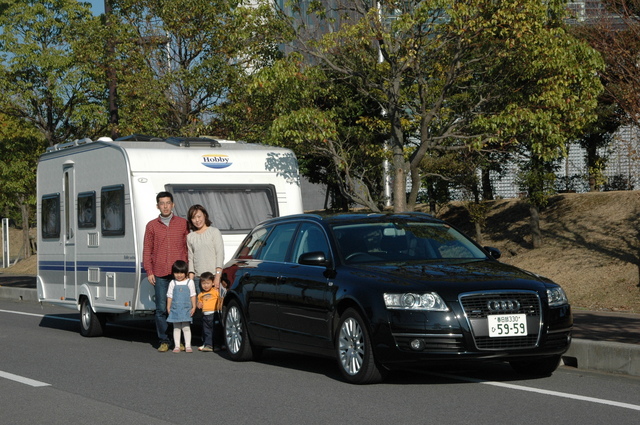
top-left (0, 370), bottom-right (50, 387)
top-left (427, 371), bottom-right (640, 411)
top-left (2, 308), bottom-right (638, 409)
top-left (0, 308), bottom-right (77, 321)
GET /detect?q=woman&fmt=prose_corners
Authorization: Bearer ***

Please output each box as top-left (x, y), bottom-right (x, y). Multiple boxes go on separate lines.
top-left (186, 204), bottom-right (224, 294)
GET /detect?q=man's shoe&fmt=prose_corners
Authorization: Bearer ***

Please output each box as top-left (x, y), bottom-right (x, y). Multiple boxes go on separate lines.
top-left (201, 346), bottom-right (213, 352)
top-left (158, 342), bottom-right (170, 352)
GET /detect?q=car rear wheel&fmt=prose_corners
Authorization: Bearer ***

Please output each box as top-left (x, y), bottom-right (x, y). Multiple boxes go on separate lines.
top-left (509, 355), bottom-right (562, 376)
top-left (335, 308), bottom-right (385, 384)
top-left (224, 300), bottom-right (255, 361)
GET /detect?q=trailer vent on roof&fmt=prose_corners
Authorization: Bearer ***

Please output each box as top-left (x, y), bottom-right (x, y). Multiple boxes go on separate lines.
top-left (165, 137), bottom-right (221, 148)
top-left (46, 138), bottom-right (94, 152)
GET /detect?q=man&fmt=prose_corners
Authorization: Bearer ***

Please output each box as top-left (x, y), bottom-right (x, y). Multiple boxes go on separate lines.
top-left (143, 191), bottom-right (189, 352)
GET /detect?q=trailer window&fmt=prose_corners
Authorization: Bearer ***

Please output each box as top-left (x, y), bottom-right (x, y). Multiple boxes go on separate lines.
top-left (101, 185), bottom-right (125, 236)
top-left (78, 191), bottom-right (96, 228)
top-left (169, 185), bottom-right (279, 233)
top-left (41, 194), bottom-right (60, 239)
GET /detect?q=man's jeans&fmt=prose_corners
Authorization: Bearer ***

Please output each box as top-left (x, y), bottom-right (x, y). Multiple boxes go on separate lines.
top-left (154, 275), bottom-right (172, 344)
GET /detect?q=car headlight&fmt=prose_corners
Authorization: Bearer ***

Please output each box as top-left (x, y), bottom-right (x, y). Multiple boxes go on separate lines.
top-left (547, 287), bottom-right (569, 307)
top-left (384, 292), bottom-right (449, 311)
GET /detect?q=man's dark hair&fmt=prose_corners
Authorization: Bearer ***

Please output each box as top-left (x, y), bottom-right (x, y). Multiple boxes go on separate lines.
top-left (156, 191), bottom-right (173, 203)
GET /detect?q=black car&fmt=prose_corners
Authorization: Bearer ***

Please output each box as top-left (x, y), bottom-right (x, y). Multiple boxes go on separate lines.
top-left (221, 213), bottom-right (572, 384)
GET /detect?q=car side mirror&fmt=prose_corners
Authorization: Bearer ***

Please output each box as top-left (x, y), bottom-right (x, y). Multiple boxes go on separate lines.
top-left (298, 251), bottom-right (332, 267)
top-left (484, 246), bottom-right (501, 260)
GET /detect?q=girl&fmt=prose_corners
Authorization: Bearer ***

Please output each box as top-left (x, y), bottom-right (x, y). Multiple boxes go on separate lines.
top-left (166, 260), bottom-right (197, 353)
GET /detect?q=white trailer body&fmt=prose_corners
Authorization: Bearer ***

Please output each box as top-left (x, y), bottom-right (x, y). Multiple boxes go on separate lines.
top-left (36, 136), bottom-right (303, 335)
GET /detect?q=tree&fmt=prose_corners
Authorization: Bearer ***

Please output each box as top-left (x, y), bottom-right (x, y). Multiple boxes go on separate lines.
top-left (568, 1), bottom-right (640, 192)
top-left (283, 0), bottom-right (603, 220)
top-left (0, 0), bottom-right (106, 146)
top-left (0, 114), bottom-right (46, 258)
top-left (105, 0), bottom-right (290, 137)
top-left (575, 99), bottom-right (621, 191)
top-left (217, 54), bottom-right (388, 210)
top-left (575, 0), bottom-right (640, 128)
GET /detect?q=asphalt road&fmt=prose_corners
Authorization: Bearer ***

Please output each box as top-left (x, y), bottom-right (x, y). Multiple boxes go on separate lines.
top-left (1, 299), bottom-right (639, 425)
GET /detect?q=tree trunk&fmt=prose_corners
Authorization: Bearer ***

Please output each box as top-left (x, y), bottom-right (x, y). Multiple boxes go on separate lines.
top-left (389, 101), bottom-right (407, 212)
top-left (529, 204), bottom-right (542, 249)
top-left (406, 167), bottom-right (421, 211)
top-left (474, 221), bottom-right (484, 246)
top-left (481, 167), bottom-right (494, 200)
top-left (19, 195), bottom-right (31, 259)
top-left (392, 144), bottom-right (407, 212)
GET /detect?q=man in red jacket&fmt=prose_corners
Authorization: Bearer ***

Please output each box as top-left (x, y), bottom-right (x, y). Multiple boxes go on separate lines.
top-left (143, 191), bottom-right (189, 352)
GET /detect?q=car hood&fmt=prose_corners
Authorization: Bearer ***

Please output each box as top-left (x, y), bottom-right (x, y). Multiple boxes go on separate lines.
top-left (345, 260), bottom-right (553, 297)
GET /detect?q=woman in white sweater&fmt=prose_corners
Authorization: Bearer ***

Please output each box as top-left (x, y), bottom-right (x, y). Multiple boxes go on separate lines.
top-left (186, 204), bottom-right (224, 293)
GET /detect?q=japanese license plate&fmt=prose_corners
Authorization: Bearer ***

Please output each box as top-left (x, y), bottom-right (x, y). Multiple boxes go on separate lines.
top-left (488, 314), bottom-right (527, 337)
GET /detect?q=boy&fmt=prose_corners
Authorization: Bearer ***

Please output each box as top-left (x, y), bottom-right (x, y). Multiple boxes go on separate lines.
top-left (196, 272), bottom-right (221, 351)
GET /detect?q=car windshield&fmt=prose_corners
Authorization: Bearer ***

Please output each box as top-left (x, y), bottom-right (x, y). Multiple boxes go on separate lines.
top-left (332, 221), bottom-right (488, 264)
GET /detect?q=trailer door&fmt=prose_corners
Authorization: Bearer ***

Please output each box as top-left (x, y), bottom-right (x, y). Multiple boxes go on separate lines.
top-left (63, 165), bottom-right (77, 299)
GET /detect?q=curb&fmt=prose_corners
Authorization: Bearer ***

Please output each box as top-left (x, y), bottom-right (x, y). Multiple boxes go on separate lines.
top-left (563, 338), bottom-right (640, 377)
top-left (1, 286), bottom-right (638, 378)
top-left (0, 286), bottom-right (39, 302)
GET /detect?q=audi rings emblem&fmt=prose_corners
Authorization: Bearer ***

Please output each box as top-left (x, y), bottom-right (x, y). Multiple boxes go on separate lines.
top-left (487, 299), bottom-right (520, 312)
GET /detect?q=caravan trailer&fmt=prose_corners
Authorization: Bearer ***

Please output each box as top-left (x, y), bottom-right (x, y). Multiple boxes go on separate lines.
top-left (36, 135), bottom-right (303, 336)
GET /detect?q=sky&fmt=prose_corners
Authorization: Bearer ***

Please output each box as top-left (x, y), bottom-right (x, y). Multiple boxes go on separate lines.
top-left (84, 0), bottom-right (105, 15)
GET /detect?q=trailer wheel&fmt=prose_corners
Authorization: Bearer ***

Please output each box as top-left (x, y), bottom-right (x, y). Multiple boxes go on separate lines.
top-left (80, 297), bottom-right (105, 337)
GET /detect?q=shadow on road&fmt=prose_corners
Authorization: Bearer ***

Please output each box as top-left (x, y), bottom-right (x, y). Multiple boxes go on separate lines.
top-left (38, 313), bottom-right (160, 348)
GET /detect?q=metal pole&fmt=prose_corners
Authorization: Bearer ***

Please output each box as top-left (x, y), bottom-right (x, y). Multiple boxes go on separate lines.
top-left (2, 218), bottom-right (9, 268)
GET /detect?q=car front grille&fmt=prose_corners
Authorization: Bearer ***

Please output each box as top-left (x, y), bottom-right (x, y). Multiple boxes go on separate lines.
top-left (460, 291), bottom-right (541, 318)
top-left (459, 291), bottom-right (542, 351)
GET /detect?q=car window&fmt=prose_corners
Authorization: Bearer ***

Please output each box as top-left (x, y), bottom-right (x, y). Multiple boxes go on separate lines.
top-left (236, 226), bottom-right (271, 259)
top-left (333, 222), bottom-right (486, 263)
top-left (260, 223), bottom-right (298, 262)
top-left (292, 222), bottom-right (330, 263)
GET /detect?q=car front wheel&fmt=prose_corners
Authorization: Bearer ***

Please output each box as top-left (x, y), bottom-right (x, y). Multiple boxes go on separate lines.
top-left (224, 300), bottom-right (255, 361)
top-left (335, 308), bottom-right (385, 384)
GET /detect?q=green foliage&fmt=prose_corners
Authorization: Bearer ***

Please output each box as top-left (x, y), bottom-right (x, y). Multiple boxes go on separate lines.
top-left (0, 0), bottom-right (106, 145)
top-left (517, 156), bottom-right (559, 209)
top-left (288, 0), bottom-right (603, 212)
top-left (217, 53), bottom-right (388, 210)
top-left (0, 114), bottom-right (46, 224)
top-left (464, 200), bottom-right (489, 229)
top-left (109, 0), bottom-right (291, 137)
